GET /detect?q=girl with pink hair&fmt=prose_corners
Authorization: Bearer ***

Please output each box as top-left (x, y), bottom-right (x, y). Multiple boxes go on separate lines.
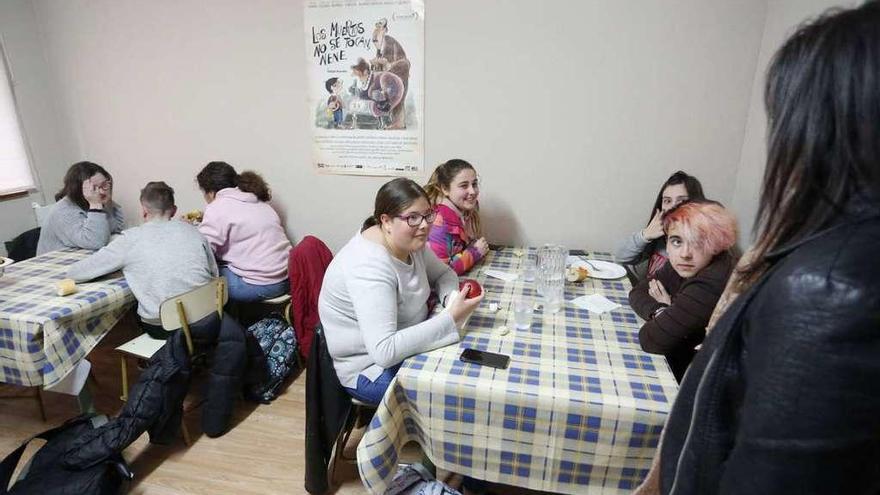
top-left (628, 200), bottom-right (737, 381)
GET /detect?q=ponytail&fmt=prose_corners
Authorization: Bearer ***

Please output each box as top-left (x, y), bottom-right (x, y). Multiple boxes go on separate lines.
top-left (361, 215), bottom-right (379, 232)
top-left (423, 168), bottom-right (445, 206)
top-left (236, 171), bottom-right (271, 202)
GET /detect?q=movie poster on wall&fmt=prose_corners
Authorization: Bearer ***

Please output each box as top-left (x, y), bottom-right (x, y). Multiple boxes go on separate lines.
top-left (304, 0), bottom-right (424, 176)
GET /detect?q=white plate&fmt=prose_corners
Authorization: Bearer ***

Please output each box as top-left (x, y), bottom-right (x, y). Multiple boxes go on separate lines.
top-left (567, 258), bottom-right (627, 280)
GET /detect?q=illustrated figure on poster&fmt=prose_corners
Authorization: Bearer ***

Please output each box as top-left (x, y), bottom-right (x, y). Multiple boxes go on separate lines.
top-left (370, 18), bottom-right (410, 129)
top-left (350, 57), bottom-right (404, 130)
top-left (324, 77), bottom-right (345, 129)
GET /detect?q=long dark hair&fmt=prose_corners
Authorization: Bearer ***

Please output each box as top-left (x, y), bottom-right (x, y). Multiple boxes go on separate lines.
top-left (55, 161), bottom-right (112, 210)
top-left (738, 0), bottom-right (880, 287)
top-left (423, 158), bottom-right (481, 236)
top-left (647, 171), bottom-right (705, 225)
top-left (635, 171), bottom-right (706, 262)
top-left (362, 178), bottom-right (429, 231)
top-left (196, 161), bottom-right (271, 202)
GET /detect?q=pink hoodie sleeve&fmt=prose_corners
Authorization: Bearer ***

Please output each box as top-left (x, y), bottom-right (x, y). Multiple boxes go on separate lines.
top-left (197, 207), bottom-right (227, 256)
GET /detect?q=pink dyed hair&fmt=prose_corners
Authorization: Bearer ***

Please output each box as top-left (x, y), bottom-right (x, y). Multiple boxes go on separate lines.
top-left (662, 202), bottom-right (738, 256)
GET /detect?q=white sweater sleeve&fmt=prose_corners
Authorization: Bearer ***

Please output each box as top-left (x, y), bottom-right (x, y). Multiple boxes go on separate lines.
top-left (346, 261), bottom-right (458, 369)
top-left (423, 246), bottom-right (460, 299)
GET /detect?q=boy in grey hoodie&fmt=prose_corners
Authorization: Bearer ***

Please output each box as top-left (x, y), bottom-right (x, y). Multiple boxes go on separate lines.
top-left (67, 182), bottom-right (218, 338)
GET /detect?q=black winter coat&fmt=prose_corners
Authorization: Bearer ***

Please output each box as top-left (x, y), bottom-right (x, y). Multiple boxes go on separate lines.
top-left (659, 205), bottom-right (880, 494)
top-left (64, 312), bottom-right (254, 469)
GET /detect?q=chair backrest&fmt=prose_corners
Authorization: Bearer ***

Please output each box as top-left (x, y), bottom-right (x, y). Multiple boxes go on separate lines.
top-left (159, 277), bottom-right (228, 331)
top-left (32, 202), bottom-right (55, 227)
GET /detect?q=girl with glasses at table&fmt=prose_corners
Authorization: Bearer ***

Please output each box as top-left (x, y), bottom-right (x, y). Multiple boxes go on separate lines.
top-left (615, 171), bottom-right (706, 281)
top-left (628, 200), bottom-right (737, 382)
top-left (36, 161), bottom-right (125, 255)
top-left (423, 159), bottom-right (489, 275)
top-left (318, 178), bottom-right (483, 405)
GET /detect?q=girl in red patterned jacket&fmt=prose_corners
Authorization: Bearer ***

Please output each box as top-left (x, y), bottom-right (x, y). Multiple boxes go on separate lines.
top-left (424, 159), bottom-right (488, 275)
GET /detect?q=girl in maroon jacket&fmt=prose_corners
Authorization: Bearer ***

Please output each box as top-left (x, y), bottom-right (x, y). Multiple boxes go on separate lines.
top-left (628, 201), bottom-right (737, 381)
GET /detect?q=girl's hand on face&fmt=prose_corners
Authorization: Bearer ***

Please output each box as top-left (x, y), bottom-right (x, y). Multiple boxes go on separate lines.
top-left (82, 179), bottom-right (104, 209)
top-left (648, 279), bottom-right (672, 305)
top-left (642, 209), bottom-right (665, 241)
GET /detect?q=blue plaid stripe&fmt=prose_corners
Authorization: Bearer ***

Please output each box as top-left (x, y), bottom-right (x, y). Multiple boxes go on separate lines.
top-left (621, 353), bottom-right (657, 372)
top-left (617, 467), bottom-right (650, 490)
top-left (507, 366), bottom-right (540, 386)
top-left (444, 395), bottom-right (477, 423)
top-left (499, 451), bottom-right (532, 477)
top-left (443, 442), bottom-right (474, 468)
top-left (511, 341), bottom-right (542, 358)
top-left (630, 381), bottom-right (668, 402)
top-left (568, 374), bottom-right (603, 394)
top-left (566, 347), bottom-right (598, 365)
top-left (503, 404), bottom-right (538, 433)
top-left (565, 413), bottom-right (602, 442)
top-left (629, 422), bottom-right (664, 449)
top-left (558, 459), bottom-right (593, 484)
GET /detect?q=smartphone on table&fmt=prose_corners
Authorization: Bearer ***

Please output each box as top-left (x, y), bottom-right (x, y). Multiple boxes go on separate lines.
top-left (460, 348), bottom-right (510, 369)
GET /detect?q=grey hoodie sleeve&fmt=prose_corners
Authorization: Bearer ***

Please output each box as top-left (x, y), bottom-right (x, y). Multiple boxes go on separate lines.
top-left (615, 229), bottom-right (650, 264)
top-left (67, 234), bottom-right (128, 281)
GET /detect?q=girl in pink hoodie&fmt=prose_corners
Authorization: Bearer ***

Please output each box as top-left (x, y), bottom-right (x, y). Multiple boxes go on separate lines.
top-left (196, 161), bottom-right (292, 302)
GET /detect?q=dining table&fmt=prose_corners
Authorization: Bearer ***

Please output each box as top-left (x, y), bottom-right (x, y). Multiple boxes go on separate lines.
top-left (356, 247), bottom-right (679, 494)
top-left (0, 248), bottom-right (134, 389)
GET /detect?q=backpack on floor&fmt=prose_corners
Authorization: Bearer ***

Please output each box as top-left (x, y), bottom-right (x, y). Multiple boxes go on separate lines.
top-left (385, 463), bottom-right (462, 495)
top-left (0, 414), bottom-right (133, 495)
top-left (244, 312), bottom-right (299, 403)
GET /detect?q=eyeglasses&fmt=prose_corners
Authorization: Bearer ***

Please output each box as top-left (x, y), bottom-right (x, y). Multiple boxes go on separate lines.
top-left (395, 210), bottom-right (437, 227)
top-left (93, 181), bottom-right (112, 192)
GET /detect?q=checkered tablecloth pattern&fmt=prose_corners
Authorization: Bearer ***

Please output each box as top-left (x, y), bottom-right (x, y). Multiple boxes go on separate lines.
top-left (0, 249), bottom-right (134, 387)
top-left (357, 248), bottom-right (678, 495)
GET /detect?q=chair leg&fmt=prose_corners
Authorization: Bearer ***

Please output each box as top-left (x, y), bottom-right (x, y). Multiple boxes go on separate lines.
top-left (181, 417), bottom-right (192, 446)
top-left (35, 387), bottom-right (47, 422)
top-left (120, 355), bottom-right (129, 402)
top-left (328, 406), bottom-right (358, 486)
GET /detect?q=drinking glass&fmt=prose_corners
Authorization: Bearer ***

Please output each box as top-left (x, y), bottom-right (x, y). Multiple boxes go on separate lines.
top-left (513, 298), bottom-right (533, 330)
top-left (521, 255), bottom-right (536, 283)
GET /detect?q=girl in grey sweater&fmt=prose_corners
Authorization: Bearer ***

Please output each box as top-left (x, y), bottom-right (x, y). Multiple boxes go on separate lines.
top-left (37, 161), bottom-right (125, 255)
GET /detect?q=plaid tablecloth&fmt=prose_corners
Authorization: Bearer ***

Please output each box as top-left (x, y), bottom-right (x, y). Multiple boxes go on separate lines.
top-left (357, 248), bottom-right (678, 494)
top-left (0, 249), bottom-right (134, 387)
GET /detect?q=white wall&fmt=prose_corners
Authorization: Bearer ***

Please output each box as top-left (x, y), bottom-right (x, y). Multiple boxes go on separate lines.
top-left (730, 0), bottom-right (857, 244)
top-left (0, 0), bottom-right (73, 256)
top-left (12, 0), bottom-right (769, 253)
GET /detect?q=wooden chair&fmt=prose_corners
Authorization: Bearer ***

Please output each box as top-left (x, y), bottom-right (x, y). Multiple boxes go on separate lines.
top-left (115, 277), bottom-right (228, 444)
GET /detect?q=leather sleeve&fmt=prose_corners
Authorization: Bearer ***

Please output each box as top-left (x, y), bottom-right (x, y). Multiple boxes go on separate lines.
top-left (717, 253), bottom-right (880, 494)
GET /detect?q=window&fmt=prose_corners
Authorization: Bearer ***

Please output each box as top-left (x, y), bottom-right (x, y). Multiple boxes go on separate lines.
top-left (0, 40), bottom-right (35, 197)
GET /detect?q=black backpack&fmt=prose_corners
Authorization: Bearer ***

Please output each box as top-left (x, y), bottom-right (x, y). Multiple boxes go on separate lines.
top-left (0, 415), bottom-right (133, 495)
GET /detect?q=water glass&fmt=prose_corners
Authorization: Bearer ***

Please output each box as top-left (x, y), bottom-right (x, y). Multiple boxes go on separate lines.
top-left (544, 284), bottom-right (563, 314)
top-left (513, 298), bottom-right (533, 330)
top-left (521, 255), bottom-right (536, 283)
